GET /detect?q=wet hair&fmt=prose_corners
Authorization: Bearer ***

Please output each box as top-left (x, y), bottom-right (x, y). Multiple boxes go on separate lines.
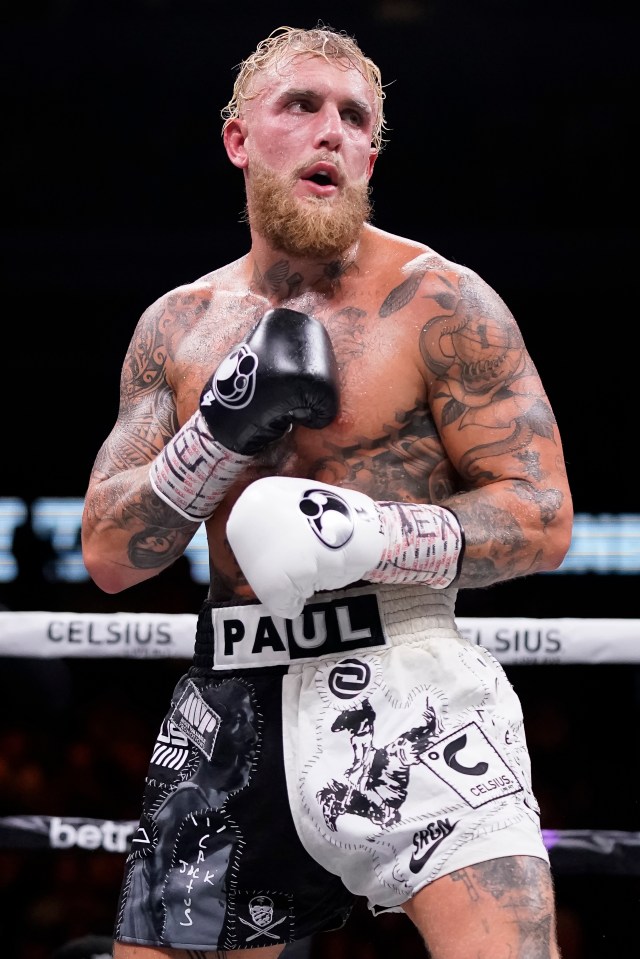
top-left (221, 23), bottom-right (388, 152)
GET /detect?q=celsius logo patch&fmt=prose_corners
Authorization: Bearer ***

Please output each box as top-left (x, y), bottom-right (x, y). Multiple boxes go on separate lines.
top-left (328, 658), bottom-right (371, 698)
top-left (409, 818), bottom-right (457, 873)
top-left (299, 489), bottom-right (354, 549)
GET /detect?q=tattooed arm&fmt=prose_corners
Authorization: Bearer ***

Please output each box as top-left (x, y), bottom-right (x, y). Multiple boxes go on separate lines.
top-left (81, 295), bottom-right (201, 594)
top-left (419, 269), bottom-right (573, 589)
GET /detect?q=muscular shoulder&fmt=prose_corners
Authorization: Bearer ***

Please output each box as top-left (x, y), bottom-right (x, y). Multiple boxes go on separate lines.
top-left (363, 225), bottom-right (501, 322)
top-left (118, 260), bottom-right (252, 413)
top-left (128, 259), bottom-right (256, 369)
top-left (139, 261), bottom-right (242, 340)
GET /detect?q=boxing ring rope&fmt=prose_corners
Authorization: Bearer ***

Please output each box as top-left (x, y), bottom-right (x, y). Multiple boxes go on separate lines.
top-left (2, 610), bottom-right (640, 875)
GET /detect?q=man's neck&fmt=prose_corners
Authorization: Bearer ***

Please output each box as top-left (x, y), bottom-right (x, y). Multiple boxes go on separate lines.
top-left (247, 232), bottom-right (363, 301)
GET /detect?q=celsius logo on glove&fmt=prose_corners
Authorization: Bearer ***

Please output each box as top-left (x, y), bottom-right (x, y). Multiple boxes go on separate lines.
top-left (203, 345), bottom-right (259, 411)
top-left (299, 489), bottom-right (355, 549)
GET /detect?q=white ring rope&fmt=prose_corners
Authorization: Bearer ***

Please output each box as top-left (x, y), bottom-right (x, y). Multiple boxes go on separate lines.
top-left (1, 611), bottom-right (639, 663)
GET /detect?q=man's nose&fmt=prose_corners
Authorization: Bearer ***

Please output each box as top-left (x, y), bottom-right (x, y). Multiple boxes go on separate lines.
top-left (313, 104), bottom-right (343, 150)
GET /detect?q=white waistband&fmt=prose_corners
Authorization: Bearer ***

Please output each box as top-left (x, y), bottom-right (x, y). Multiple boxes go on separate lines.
top-left (365, 583), bottom-right (459, 641)
top-left (208, 584), bottom-right (460, 669)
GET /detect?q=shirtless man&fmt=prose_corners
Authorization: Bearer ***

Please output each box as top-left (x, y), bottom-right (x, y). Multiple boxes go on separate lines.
top-left (82, 23), bottom-right (573, 959)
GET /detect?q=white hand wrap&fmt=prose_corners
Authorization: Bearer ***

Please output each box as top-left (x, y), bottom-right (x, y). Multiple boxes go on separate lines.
top-left (149, 410), bottom-right (252, 522)
top-left (226, 476), bottom-right (464, 619)
top-left (367, 500), bottom-right (463, 588)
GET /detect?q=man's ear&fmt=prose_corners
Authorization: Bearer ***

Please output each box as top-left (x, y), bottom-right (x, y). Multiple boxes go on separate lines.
top-left (223, 119), bottom-right (248, 169)
top-left (366, 149), bottom-right (378, 180)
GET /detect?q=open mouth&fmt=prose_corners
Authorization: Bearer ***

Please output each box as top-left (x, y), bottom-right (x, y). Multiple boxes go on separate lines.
top-left (301, 163), bottom-right (339, 188)
top-left (306, 170), bottom-right (335, 186)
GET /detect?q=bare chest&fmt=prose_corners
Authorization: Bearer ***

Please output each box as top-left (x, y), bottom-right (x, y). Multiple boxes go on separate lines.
top-left (171, 299), bottom-right (420, 417)
top-left (167, 295), bottom-right (451, 502)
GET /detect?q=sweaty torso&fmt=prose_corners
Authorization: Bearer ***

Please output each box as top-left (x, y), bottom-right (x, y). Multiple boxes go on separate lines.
top-left (154, 226), bottom-right (465, 601)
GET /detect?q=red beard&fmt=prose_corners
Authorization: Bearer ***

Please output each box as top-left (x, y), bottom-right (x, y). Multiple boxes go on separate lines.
top-left (246, 158), bottom-right (372, 259)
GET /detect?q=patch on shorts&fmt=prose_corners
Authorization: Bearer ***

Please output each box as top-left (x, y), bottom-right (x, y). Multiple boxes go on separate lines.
top-left (327, 657), bottom-right (373, 699)
top-left (227, 891), bottom-right (294, 949)
top-left (171, 680), bottom-right (222, 759)
top-left (420, 721), bottom-right (523, 807)
top-left (150, 715), bottom-right (191, 771)
top-left (408, 817), bottom-right (458, 873)
top-left (127, 812), bottom-right (159, 860)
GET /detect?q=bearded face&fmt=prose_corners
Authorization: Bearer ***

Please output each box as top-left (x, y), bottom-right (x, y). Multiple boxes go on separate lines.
top-left (245, 157), bottom-right (372, 259)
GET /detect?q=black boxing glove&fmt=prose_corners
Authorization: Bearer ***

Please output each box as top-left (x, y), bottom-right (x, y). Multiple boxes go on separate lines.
top-left (199, 308), bottom-right (339, 455)
top-left (149, 308), bottom-right (339, 522)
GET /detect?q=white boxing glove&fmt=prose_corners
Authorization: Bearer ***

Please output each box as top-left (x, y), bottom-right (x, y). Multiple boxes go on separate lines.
top-left (226, 476), bottom-right (464, 620)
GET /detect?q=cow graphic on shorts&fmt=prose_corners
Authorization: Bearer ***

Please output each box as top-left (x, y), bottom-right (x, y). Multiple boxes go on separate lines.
top-left (317, 697), bottom-right (443, 830)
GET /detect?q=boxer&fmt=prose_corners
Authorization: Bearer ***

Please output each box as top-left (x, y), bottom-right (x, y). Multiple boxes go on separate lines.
top-left (82, 22), bottom-right (572, 959)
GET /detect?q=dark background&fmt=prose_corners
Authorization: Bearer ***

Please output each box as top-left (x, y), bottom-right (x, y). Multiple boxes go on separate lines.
top-left (1, 2), bottom-right (638, 958)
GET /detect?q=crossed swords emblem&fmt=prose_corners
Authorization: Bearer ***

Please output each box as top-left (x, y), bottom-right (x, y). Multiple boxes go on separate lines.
top-left (238, 913), bottom-right (287, 942)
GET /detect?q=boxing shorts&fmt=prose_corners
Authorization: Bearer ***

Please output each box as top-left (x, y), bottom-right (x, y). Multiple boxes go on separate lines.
top-left (114, 583), bottom-right (549, 951)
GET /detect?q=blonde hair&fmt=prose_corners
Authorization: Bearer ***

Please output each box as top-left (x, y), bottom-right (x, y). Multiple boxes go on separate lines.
top-left (221, 24), bottom-right (388, 152)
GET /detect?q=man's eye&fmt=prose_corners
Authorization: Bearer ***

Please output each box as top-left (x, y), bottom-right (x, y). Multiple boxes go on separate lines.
top-left (343, 110), bottom-right (363, 126)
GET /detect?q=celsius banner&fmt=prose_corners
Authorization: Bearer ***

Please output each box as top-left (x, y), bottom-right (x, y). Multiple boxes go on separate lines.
top-left (0, 611), bottom-right (639, 663)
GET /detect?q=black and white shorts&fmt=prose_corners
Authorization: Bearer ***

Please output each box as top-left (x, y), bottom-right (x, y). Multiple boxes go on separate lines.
top-left (115, 584), bottom-right (548, 951)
